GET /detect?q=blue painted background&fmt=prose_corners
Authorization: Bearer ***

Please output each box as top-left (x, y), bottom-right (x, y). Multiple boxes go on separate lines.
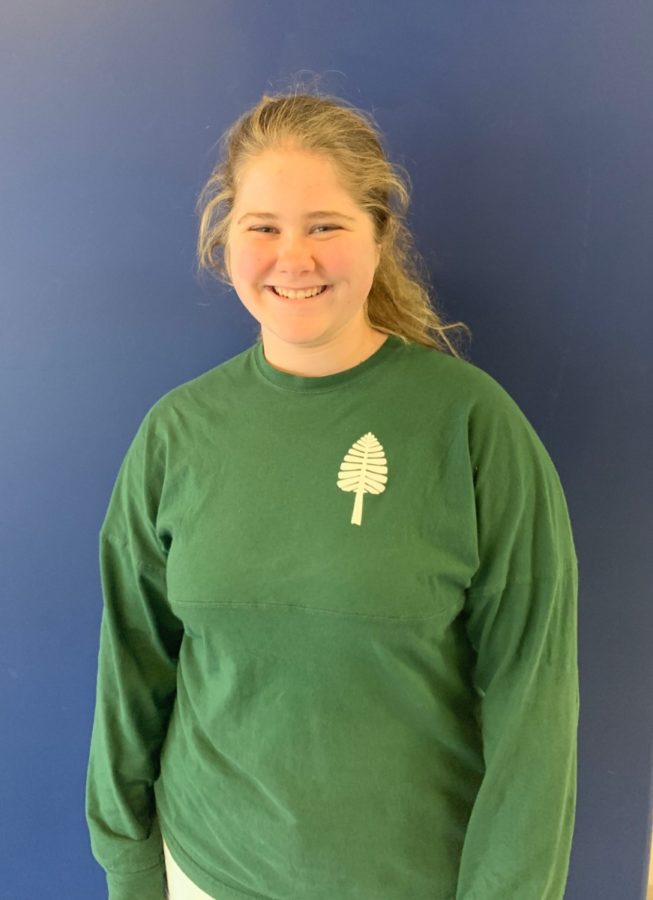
top-left (2, 2), bottom-right (652, 898)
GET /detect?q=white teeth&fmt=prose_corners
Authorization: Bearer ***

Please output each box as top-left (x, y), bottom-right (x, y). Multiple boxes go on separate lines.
top-left (273, 285), bottom-right (326, 299)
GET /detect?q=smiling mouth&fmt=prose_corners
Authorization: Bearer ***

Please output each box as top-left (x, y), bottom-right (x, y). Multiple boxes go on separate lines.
top-left (267, 285), bottom-right (330, 299)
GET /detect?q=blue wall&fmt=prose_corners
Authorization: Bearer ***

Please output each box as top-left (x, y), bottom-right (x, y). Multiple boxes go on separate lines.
top-left (1, 2), bottom-right (651, 898)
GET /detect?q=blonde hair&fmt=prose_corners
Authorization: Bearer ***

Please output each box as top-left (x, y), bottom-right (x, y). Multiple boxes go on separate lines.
top-left (195, 81), bottom-right (471, 358)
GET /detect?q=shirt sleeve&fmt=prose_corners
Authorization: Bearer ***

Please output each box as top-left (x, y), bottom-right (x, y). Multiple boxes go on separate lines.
top-left (456, 380), bottom-right (580, 900)
top-left (85, 407), bottom-right (183, 900)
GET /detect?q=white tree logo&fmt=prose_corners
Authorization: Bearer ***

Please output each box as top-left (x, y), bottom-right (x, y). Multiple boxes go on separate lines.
top-left (336, 432), bottom-right (388, 526)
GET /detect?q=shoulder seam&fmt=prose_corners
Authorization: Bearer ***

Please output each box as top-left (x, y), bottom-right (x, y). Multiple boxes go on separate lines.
top-left (466, 562), bottom-right (577, 600)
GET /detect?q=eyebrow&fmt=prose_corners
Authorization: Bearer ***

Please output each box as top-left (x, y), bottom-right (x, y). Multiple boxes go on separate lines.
top-left (237, 210), bottom-right (357, 224)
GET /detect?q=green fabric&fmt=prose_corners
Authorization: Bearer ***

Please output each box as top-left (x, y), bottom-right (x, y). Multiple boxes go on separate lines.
top-left (85, 334), bottom-right (579, 899)
top-left (105, 862), bottom-right (167, 900)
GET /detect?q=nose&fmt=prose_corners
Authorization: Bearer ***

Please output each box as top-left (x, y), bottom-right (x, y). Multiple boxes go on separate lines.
top-left (276, 233), bottom-right (316, 275)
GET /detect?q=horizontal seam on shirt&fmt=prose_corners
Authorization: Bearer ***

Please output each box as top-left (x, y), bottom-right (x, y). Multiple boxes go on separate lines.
top-left (169, 598), bottom-right (459, 622)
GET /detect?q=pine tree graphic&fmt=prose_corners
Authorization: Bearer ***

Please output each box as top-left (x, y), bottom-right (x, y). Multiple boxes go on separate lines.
top-left (336, 432), bottom-right (388, 526)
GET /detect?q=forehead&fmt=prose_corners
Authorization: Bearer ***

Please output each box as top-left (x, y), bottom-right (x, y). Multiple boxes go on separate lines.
top-left (236, 148), bottom-right (352, 203)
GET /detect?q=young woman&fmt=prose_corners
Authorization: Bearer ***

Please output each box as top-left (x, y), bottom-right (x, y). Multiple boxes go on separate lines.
top-left (86, 89), bottom-right (579, 900)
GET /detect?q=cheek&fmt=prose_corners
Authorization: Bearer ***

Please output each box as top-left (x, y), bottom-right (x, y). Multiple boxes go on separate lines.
top-left (321, 245), bottom-right (359, 278)
top-left (230, 243), bottom-right (271, 281)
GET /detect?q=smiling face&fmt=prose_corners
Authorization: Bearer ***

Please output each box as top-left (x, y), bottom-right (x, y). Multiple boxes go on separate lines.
top-left (226, 145), bottom-right (383, 373)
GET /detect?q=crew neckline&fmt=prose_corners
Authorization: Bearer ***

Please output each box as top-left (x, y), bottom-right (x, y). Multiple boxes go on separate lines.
top-left (252, 333), bottom-right (404, 393)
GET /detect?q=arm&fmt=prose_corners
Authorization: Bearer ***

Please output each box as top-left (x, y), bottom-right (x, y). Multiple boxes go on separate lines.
top-left (456, 387), bottom-right (580, 900)
top-left (86, 409), bottom-right (184, 900)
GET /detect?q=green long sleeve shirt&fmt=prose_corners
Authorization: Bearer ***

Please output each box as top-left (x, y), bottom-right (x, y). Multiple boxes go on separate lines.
top-left (85, 333), bottom-right (579, 899)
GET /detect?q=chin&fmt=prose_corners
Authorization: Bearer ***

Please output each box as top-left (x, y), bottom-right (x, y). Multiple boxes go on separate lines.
top-left (262, 320), bottom-right (334, 343)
